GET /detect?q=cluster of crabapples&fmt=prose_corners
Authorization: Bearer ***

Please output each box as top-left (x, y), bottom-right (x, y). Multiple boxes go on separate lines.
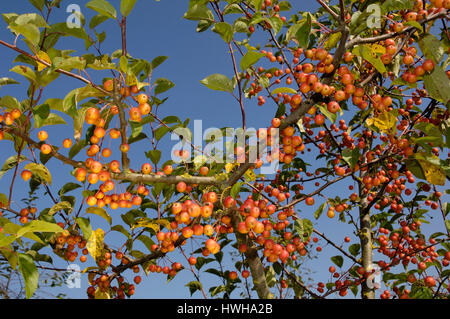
top-left (15, 207), bottom-right (37, 224)
top-left (49, 227), bottom-right (88, 263)
top-left (86, 258), bottom-right (185, 299)
top-left (0, 107), bottom-right (22, 140)
top-left (86, 274), bottom-right (136, 299)
top-left (19, 80), bottom-right (164, 212)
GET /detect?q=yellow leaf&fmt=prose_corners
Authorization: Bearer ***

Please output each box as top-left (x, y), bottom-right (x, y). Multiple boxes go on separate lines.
top-left (324, 32), bottom-right (341, 51)
top-left (83, 266), bottom-right (100, 274)
top-left (244, 169), bottom-right (256, 182)
top-left (370, 44), bottom-right (386, 55)
top-left (131, 218), bottom-right (160, 232)
top-left (418, 159), bottom-right (446, 186)
top-left (86, 228), bottom-right (105, 262)
top-left (366, 112), bottom-right (397, 133)
top-left (94, 287), bottom-right (110, 299)
top-left (36, 51), bottom-right (51, 71)
top-left (225, 163), bottom-right (236, 174)
top-left (24, 163), bottom-right (52, 185)
top-left (154, 219), bottom-right (171, 230)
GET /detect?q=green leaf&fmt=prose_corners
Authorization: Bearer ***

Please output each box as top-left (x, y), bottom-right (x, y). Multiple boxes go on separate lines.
top-left (151, 56), bottom-right (168, 70)
top-left (48, 201), bottom-right (73, 216)
top-left (185, 281), bottom-right (203, 297)
top-left (0, 193), bottom-right (8, 207)
top-left (265, 266), bottom-right (276, 287)
top-left (0, 77), bottom-right (19, 89)
top-left (278, 1), bottom-right (292, 11)
top-left (86, 207), bottom-right (112, 225)
top-left (209, 285), bottom-right (226, 297)
top-left (29, 0), bottom-right (45, 11)
top-left (353, 45), bottom-right (386, 74)
top-left (0, 95), bottom-right (21, 111)
top-left (423, 66), bottom-right (450, 106)
top-left (275, 104), bottom-right (286, 118)
top-left (24, 163), bottom-right (51, 185)
top-left (10, 65), bottom-right (37, 84)
top-left (49, 22), bottom-right (89, 41)
top-left (271, 87), bottom-right (297, 95)
top-left (240, 50), bottom-right (265, 71)
top-left (233, 19), bottom-right (248, 33)
top-left (154, 78), bottom-right (175, 95)
top-left (382, 0), bottom-right (414, 13)
top-left (409, 283), bottom-right (433, 299)
top-left (349, 243), bottom-right (360, 256)
top-left (342, 148), bottom-right (360, 169)
top-left (37, 112), bottom-right (66, 129)
top-left (0, 245), bottom-right (17, 269)
top-left (197, 19), bottom-right (213, 32)
top-left (324, 32), bottom-right (342, 51)
top-left (10, 13), bottom-right (49, 28)
top-left (53, 56), bottom-right (87, 71)
top-left (18, 253), bottom-right (38, 299)
top-left (128, 132), bottom-right (147, 144)
top-left (145, 150), bottom-right (161, 166)
top-left (89, 14), bottom-right (109, 29)
top-left (137, 234), bottom-right (155, 251)
top-left (184, 3), bottom-right (214, 21)
top-left (406, 159), bottom-right (426, 180)
top-left (32, 103), bottom-right (50, 125)
top-left (286, 13), bottom-right (311, 48)
top-left (86, 0), bottom-right (117, 19)
top-left (331, 255), bottom-right (344, 268)
top-left (119, 56), bottom-right (128, 73)
top-left (267, 16), bottom-right (283, 35)
top-left (200, 73), bottom-right (234, 93)
top-left (314, 202), bottom-right (326, 219)
top-left (154, 126), bottom-right (170, 141)
top-left (0, 233), bottom-right (16, 247)
top-left (9, 23), bottom-right (41, 47)
top-left (230, 182), bottom-right (244, 199)
top-left (111, 225), bottom-right (131, 239)
top-left (419, 34), bottom-right (444, 64)
top-left (404, 21), bottom-right (423, 32)
top-left (69, 139), bottom-right (88, 159)
top-left (76, 217), bottom-right (92, 241)
top-left (223, 4), bottom-right (243, 15)
top-left (317, 103), bottom-right (337, 123)
top-left (87, 55), bottom-right (117, 70)
top-left (0, 155), bottom-right (27, 180)
top-left (294, 218), bottom-right (313, 240)
top-left (252, 0), bottom-right (263, 11)
top-left (120, 0), bottom-right (137, 17)
top-left (16, 220), bottom-right (63, 238)
top-left (212, 22), bottom-right (234, 43)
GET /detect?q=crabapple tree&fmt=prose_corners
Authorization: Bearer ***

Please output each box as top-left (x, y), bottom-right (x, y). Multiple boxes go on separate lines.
top-left (0, 0), bottom-right (449, 299)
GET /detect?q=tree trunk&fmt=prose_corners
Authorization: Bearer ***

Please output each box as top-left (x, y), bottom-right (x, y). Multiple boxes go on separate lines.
top-left (359, 177), bottom-right (375, 299)
top-left (223, 164), bottom-right (273, 299)
top-left (231, 215), bottom-right (273, 299)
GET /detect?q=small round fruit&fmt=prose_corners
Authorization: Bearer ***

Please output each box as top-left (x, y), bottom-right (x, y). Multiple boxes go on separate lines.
top-left (21, 170), bottom-right (32, 181)
top-left (305, 197), bottom-right (315, 206)
top-left (137, 94), bottom-right (148, 104)
top-left (163, 165), bottom-right (173, 175)
top-left (103, 79), bottom-right (114, 91)
top-left (37, 131), bottom-right (48, 141)
top-left (63, 138), bottom-right (73, 149)
top-left (40, 144), bottom-right (52, 155)
top-left (176, 182), bottom-right (187, 193)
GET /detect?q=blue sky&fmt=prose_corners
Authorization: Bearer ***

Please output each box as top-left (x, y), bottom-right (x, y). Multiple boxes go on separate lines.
top-left (0, 0), bottom-right (447, 299)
